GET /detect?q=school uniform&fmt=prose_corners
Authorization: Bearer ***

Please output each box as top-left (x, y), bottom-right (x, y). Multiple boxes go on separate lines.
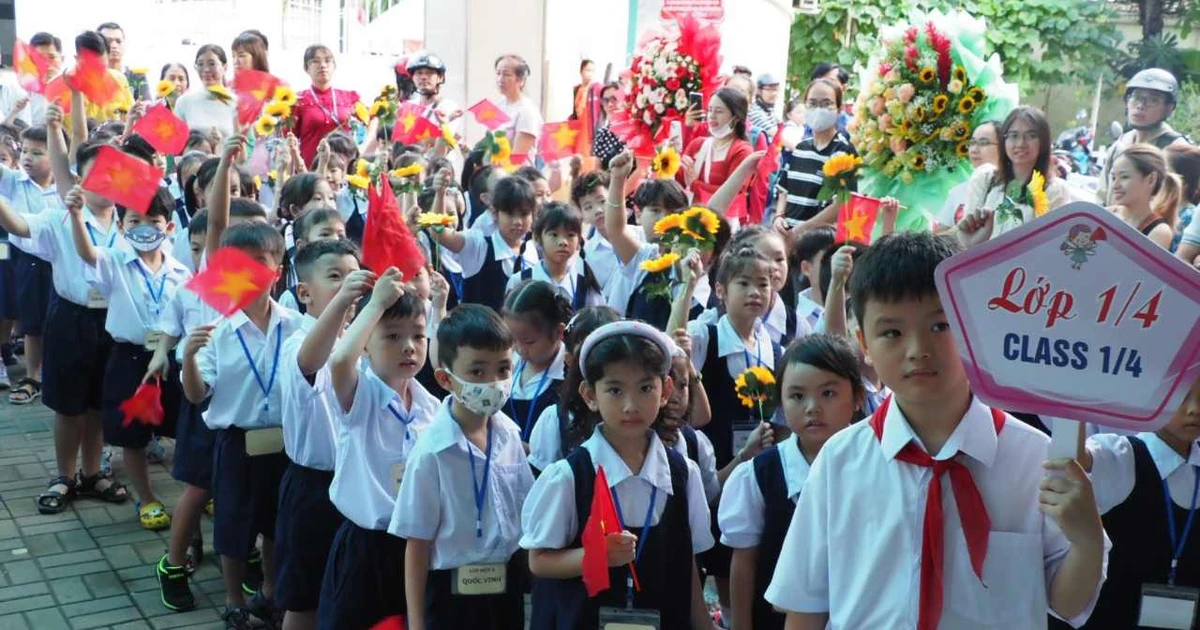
top-left (1, 166), bottom-right (62, 338)
top-left (765, 395), bottom-right (1108, 629)
top-left (507, 258), bottom-right (605, 312)
top-left (469, 208), bottom-right (498, 236)
top-left (717, 434), bottom-right (811, 630)
top-left (527, 404), bottom-right (573, 473)
top-left (1045, 433), bottom-right (1200, 630)
top-left (390, 399), bottom-right (535, 630)
top-left (861, 377), bottom-right (890, 415)
top-left (318, 370), bottom-right (438, 629)
top-left (415, 300), bottom-right (450, 402)
top-left (520, 428), bottom-right (714, 629)
top-left (274, 316), bottom-right (346, 613)
top-left (607, 242), bottom-right (710, 330)
top-left (581, 226), bottom-right (630, 290)
top-left (157, 288), bottom-right (219, 488)
top-left (507, 345), bottom-right (566, 444)
top-left (196, 301), bottom-right (304, 559)
top-left (696, 289), bottom-right (794, 347)
top-left (452, 229), bottom-right (539, 312)
top-left (11, 208), bottom-right (123, 415)
top-left (88, 248), bottom-right (191, 448)
top-left (794, 287), bottom-right (823, 338)
top-left (418, 230), bottom-right (463, 313)
top-left (336, 187), bottom-right (366, 245)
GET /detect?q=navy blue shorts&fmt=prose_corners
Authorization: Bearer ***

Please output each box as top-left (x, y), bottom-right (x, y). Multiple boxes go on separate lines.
top-left (211, 427), bottom-right (288, 559)
top-left (12, 249), bottom-right (51, 335)
top-left (0, 253), bottom-right (15, 320)
top-left (317, 522), bottom-right (407, 630)
top-left (425, 554), bottom-right (527, 630)
top-left (171, 394), bottom-right (213, 489)
top-left (274, 462), bottom-right (343, 612)
top-left (697, 511), bottom-right (731, 579)
top-left (101, 343), bottom-right (180, 448)
top-left (42, 297), bottom-right (110, 416)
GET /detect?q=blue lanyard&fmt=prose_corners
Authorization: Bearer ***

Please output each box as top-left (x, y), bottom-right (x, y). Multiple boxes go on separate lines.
top-left (509, 359), bottom-right (551, 442)
top-left (465, 416), bottom-right (494, 539)
top-left (386, 402), bottom-right (415, 442)
top-left (541, 261), bottom-right (577, 307)
top-left (741, 336), bottom-right (763, 371)
top-left (309, 87), bottom-right (341, 126)
top-left (1163, 466), bottom-right (1200, 586)
top-left (234, 323), bottom-right (283, 412)
top-left (133, 263), bottom-right (168, 313)
top-left (611, 484), bottom-right (657, 610)
top-left (85, 223), bottom-right (117, 248)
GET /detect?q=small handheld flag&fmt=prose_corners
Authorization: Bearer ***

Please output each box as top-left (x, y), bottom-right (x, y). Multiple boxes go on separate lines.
top-left (581, 466), bottom-right (641, 597)
top-left (541, 121), bottom-right (583, 161)
top-left (232, 70), bottom-right (283, 126)
top-left (80, 146), bottom-right (165, 213)
top-left (392, 103), bottom-right (438, 144)
top-left (132, 105), bottom-right (189, 155)
top-left (186, 247), bottom-right (278, 316)
top-left (836, 193), bottom-right (882, 244)
top-left (362, 174), bottom-right (426, 280)
top-left (119, 380), bottom-right (164, 428)
top-left (68, 49), bottom-right (121, 108)
top-left (13, 40), bottom-right (51, 94)
top-left (468, 99), bottom-right (510, 131)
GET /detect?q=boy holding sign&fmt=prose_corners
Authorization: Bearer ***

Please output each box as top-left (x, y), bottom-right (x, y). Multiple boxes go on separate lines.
top-left (766, 232), bottom-right (1108, 629)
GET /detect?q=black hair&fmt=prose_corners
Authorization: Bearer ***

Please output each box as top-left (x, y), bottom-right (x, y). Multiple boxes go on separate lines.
top-left (581, 334), bottom-right (671, 431)
top-left (75, 142), bottom-right (104, 171)
top-left (193, 157), bottom-right (222, 203)
top-left (468, 163), bottom-right (500, 212)
top-left (804, 78), bottom-right (844, 111)
top-left (121, 135), bottom-right (157, 164)
top-left (633, 178), bottom-right (688, 213)
top-left (189, 209), bottom-right (209, 236)
top-left (230, 197), bottom-right (268, 220)
top-left (514, 165), bottom-right (546, 184)
top-left (790, 225), bottom-right (837, 290)
top-left (293, 207), bottom-right (344, 245)
top-left (325, 132), bottom-right (358, 164)
top-left (30, 32), bottom-right (62, 52)
top-left (491, 175), bottom-right (536, 217)
top-left (503, 279), bottom-right (573, 337)
top-left (19, 125), bottom-right (48, 145)
top-left (303, 44), bottom-right (334, 68)
top-left (92, 121), bottom-right (126, 143)
top-left (96, 22), bottom-right (123, 34)
top-left (436, 304), bottom-right (514, 371)
top-left (417, 187), bottom-right (438, 213)
top-left (159, 63), bottom-right (190, 90)
top-left (533, 201), bottom-right (582, 239)
top-left (848, 232), bottom-right (959, 327)
top-left (712, 86), bottom-right (749, 140)
top-left (818, 240), bottom-right (867, 302)
top-left (117, 186), bottom-right (174, 222)
top-left (391, 150), bottom-right (425, 174)
top-left (277, 173), bottom-right (325, 222)
top-left (427, 156), bottom-right (454, 181)
top-left (569, 170), bottom-right (609, 208)
top-left (811, 62), bottom-right (849, 86)
top-left (75, 31), bottom-right (107, 56)
top-left (580, 59), bottom-right (594, 73)
top-left (175, 151), bottom-right (208, 189)
top-left (218, 221), bottom-right (286, 264)
top-left (727, 223), bottom-right (786, 256)
top-left (294, 238), bottom-right (360, 283)
top-left (998, 106), bottom-right (1053, 189)
top-left (777, 333), bottom-right (865, 414)
top-left (184, 129), bottom-right (212, 153)
top-left (559, 306), bottom-right (623, 452)
top-left (195, 44), bottom-right (227, 66)
top-left (715, 245), bottom-right (772, 287)
top-left (379, 292), bottom-right (425, 323)
top-left (235, 165), bottom-right (257, 198)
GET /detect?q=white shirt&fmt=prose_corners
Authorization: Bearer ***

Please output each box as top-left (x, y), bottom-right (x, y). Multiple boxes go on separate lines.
top-left (452, 229), bottom-right (540, 279)
top-left (605, 242), bottom-right (705, 318)
top-left (669, 427), bottom-right (721, 504)
top-left (527, 403), bottom-right (570, 472)
top-left (795, 287), bottom-right (823, 337)
top-left (937, 180), bottom-right (971, 230)
top-left (279, 316), bottom-right (342, 471)
top-left (1087, 432), bottom-right (1200, 515)
top-left (687, 314), bottom-right (775, 377)
top-left (0, 80), bottom-right (31, 128)
top-left (196, 301), bottom-right (305, 430)
top-left (498, 94), bottom-right (543, 148)
top-left (157, 287), bottom-right (220, 362)
top-left (582, 226), bottom-right (640, 290)
top-left (13, 208), bottom-right (125, 306)
top-left (511, 344), bottom-right (565, 403)
top-left (520, 428), bottom-right (715, 554)
top-left (765, 397), bottom-right (1107, 628)
top-left (417, 231), bottom-right (462, 274)
top-left (504, 257), bottom-right (605, 308)
top-left (718, 434), bottom-right (810, 548)
top-left (173, 90), bottom-right (238, 138)
top-left (331, 369), bottom-right (438, 531)
top-left (171, 224), bottom-right (196, 272)
top-left (0, 164), bottom-right (62, 232)
top-left (390, 398), bottom-right (535, 569)
top-left (86, 248), bottom-right (191, 344)
top-left (468, 208), bottom-right (497, 236)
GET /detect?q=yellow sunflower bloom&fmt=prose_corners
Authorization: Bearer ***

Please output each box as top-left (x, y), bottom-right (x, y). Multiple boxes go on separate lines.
top-left (391, 164), bottom-right (424, 179)
top-left (651, 146), bottom-right (681, 180)
top-left (265, 101), bottom-right (292, 118)
top-left (130, 67), bottom-right (149, 76)
top-left (252, 175), bottom-right (262, 189)
top-left (369, 100), bottom-right (384, 118)
top-left (440, 124), bottom-right (459, 149)
top-left (967, 87), bottom-right (986, 104)
top-left (932, 94), bottom-right (949, 116)
top-left (416, 212), bottom-right (458, 229)
top-left (958, 97), bottom-right (977, 115)
top-left (734, 366), bottom-right (776, 409)
top-left (253, 116), bottom-right (279, 136)
top-left (913, 106), bottom-right (927, 122)
top-left (910, 153), bottom-right (927, 171)
top-left (345, 174), bottom-right (370, 190)
top-left (956, 140), bottom-right (970, 158)
top-left (273, 86), bottom-right (298, 107)
top-left (1030, 170), bottom-right (1049, 217)
top-left (653, 214), bottom-right (683, 236)
top-left (208, 84), bottom-right (234, 104)
top-left (155, 80), bottom-right (175, 99)
top-left (918, 67), bottom-right (936, 84)
top-left (355, 159), bottom-right (371, 179)
top-left (354, 101), bottom-right (370, 124)
top-left (953, 66), bottom-right (967, 83)
top-left (822, 153), bottom-right (863, 178)
top-left (680, 206), bottom-right (720, 242)
top-left (951, 121), bottom-right (971, 142)
top-left (639, 252), bottom-right (680, 273)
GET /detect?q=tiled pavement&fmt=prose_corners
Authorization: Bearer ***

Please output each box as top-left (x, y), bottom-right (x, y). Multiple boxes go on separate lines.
top-left (0, 363), bottom-right (225, 630)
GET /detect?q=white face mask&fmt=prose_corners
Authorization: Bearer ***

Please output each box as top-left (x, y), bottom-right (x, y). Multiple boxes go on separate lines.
top-left (708, 122), bottom-right (733, 139)
top-left (806, 108), bottom-right (838, 133)
top-left (126, 224), bottom-right (168, 253)
top-left (446, 370), bottom-right (512, 417)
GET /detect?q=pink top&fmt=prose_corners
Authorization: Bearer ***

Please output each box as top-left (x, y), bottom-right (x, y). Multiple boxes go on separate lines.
top-left (294, 85), bottom-right (361, 167)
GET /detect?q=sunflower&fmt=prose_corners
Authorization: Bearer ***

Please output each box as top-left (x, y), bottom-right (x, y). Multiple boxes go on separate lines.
top-left (354, 101), bottom-right (370, 123)
top-left (822, 152), bottom-right (862, 178)
top-left (898, 119), bottom-right (914, 138)
top-left (355, 159), bottom-right (371, 179)
top-left (1030, 170), bottom-right (1049, 217)
top-left (734, 365), bottom-right (776, 408)
top-left (369, 99), bottom-right (384, 118)
top-left (653, 214), bottom-right (683, 236)
top-left (416, 212), bottom-right (458, 229)
top-left (491, 136), bottom-right (512, 164)
top-left (651, 146), bottom-right (681, 180)
top-left (253, 116), bottom-right (278, 136)
top-left (639, 252), bottom-right (680, 273)
top-left (345, 174), bottom-right (370, 190)
top-left (273, 85), bottom-right (298, 107)
top-left (913, 105), bottom-right (927, 122)
top-left (950, 121), bottom-right (971, 141)
top-left (208, 84), bottom-right (234, 104)
top-left (957, 97), bottom-right (977, 115)
top-left (956, 140), bottom-right (970, 158)
top-left (680, 206), bottom-right (720, 242)
top-left (155, 80), bottom-right (175, 99)
top-left (441, 124), bottom-right (458, 149)
top-left (931, 94), bottom-right (949, 116)
top-left (953, 66), bottom-right (967, 83)
top-left (130, 67), bottom-right (149, 76)
top-left (918, 67), bottom-right (936, 84)
top-left (391, 164), bottom-right (424, 179)
top-left (967, 86), bottom-right (986, 104)
top-left (910, 152), bottom-right (927, 171)
top-left (265, 101), bottom-right (292, 118)
top-left (252, 175), bottom-right (262, 189)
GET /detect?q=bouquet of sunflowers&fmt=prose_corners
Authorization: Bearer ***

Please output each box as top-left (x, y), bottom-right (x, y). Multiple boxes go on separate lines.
top-left (735, 365), bottom-right (777, 422)
top-left (368, 85), bottom-right (400, 129)
top-left (251, 86), bottom-right (299, 137)
top-left (639, 206), bottom-right (721, 301)
top-left (817, 152), bottom-right (862, 205)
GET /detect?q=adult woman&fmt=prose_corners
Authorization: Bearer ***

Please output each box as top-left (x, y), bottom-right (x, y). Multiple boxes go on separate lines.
top-left (171, 44), bottom-right (237, 139)
top-left (937, 120), bottom-right (1001, 228)
top-left (1109, 144), bottom-right (1179, 249)
top-left (591, 82), bottom-right (626, 168)
top-left (775, 78), bottom-right (856, 224)
top-left (494, 54), bottom-right (542, 157)
top-left (961, 106), bottom-right (1071, 238)
top-left (231, 30), bottom-right (270, 73)
top-left (158, 63), bottom-right (189, 100)
top-left (293, 45), bottom-right (361, 168)
top-left (571, 59), bottom-right (595, 121)
top-left (1169, 145), bottom-right (1200, 260)
top-left (682, 86), bottom-right (754, 228)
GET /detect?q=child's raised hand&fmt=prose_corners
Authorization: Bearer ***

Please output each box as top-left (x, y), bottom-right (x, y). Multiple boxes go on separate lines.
top-left (335, 269), bottom-right (377, 307)
top-left (371, 267), bottom-right (406, 306)
top-left (429, 267), bottom-right (450, 309)
top-left (432, 168), bottom-right (453, 193)
top-left (671, 328), bottom-right (692, 360)
top-left (183, 325), bottom-right (215, 360)
top-left (1039, 458), bottom-right (1104, 548)
top-left (207, 126), bottom-right (223, 151)
top-left (64, 185), bottom-right (85, 215)
top-left (609, 151), bottom-right (634, 179)
top-left (955, 207), bottom-right (995, 250)
top-left (879, 197), bottom-right (900, 234)
top-left (605, 531), bottom-right (638, 568)
top-left (45, 103), bottom-right (64, 130)
top-left (829, 244), bottom-right (855, 289)
top-left (316, 138), bottom-right (330, 160)
top-left (739, 421), bottom-right (776, 462)
top-left (220, 134), bottom-right (248, 165)
top-left (679, 250), bottom-right (704, 291)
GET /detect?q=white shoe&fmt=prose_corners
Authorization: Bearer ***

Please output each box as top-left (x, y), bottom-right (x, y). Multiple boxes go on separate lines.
top-left (0, 364), bottom-right (10, 390)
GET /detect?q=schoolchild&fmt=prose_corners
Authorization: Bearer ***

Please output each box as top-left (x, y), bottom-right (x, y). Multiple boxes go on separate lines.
top-left (718, 333), bottom-right (862, 630)
top-left (277, 206), bottom-right (346, 313)
top-left (765, 232), bottom-right (1108, 629)
top-left (787, 226), bottom-right (835, 337)
top-left (700, 225), bottom-right (794, 346)
top-left (501, 280), bottom-right (569, 446)
top-left (569, 170), bottom-right (627, 289)
top-left (506, 202), bottom-right (605, 310)
top-left (818, 243), bottom-right (890, 414)
top-left (521, 321), bottom-right (715, 629)
top-left (656, 340), bottom-right (720, 505)
top-left (274, 173), bottom-right (340, 302)
top-left (392, 304), bottom-right (534, 630)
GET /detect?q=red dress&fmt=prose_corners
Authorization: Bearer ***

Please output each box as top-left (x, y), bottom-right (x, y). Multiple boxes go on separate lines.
top-left (683, 137), bottom-right (753, 221)
top-left (294, 86), bottom-right (361, 168)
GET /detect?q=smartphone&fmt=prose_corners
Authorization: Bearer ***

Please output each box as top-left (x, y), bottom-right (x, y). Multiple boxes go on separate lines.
top-left (689, 91), bottom-right (703, 111)
top-left (669, 120), bottom-right (683, 150)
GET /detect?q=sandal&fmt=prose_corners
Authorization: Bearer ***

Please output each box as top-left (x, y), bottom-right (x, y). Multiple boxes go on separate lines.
top-left (36, 476), bottom-right (76, 514)
top-left (137, 501), bottom-right (172, 531)
top-left (8, 378), bottom-right (41, 405)
top-left (77, 471), bottom-right (129, 504)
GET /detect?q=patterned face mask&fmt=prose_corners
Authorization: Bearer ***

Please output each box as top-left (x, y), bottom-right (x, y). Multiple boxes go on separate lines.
top-left (445, 370), bottom-right (513, 417)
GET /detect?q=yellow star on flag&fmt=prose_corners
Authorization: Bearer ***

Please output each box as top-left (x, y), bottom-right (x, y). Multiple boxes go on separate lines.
top-left (401, 112), bottom-right (417, 133)
top-left (105, 165), bottom-right (137, 195)
top-left (480, 109), bottom-right (495, 120)
top-left (154, 120), bottom-right (178, 140)
top-left (212, 269), bottom-right (260, 306)
top-left (16, 56), bottom-right (36, 76)
top-left (551, 123), bottom-right (579, 150)
top-left (844, 210), bottom-right (869, 242)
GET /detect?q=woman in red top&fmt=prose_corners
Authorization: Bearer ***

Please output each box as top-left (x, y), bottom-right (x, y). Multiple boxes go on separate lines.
top-left (293, 45), bottom-right (361, 168)
top-left (681, 87), bottom-right (754, 228)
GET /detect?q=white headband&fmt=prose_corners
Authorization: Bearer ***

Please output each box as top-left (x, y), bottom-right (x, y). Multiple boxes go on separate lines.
top-left (578, 321), bottom-right (674, 381)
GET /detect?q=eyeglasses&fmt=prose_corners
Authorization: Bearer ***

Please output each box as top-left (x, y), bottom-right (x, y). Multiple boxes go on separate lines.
top-left (601, 96), bottom-right (620, 104)
top-left (967, 138), bottom-right (996, 148)
top-left (806, 100), bottom-right (836, 109)
top-left (1127, 93), bottom-right (1167, 108)
top-left (195, 62), bottom-right (222, 71)
top-left (1003, 131), bottom-right (1040, 145)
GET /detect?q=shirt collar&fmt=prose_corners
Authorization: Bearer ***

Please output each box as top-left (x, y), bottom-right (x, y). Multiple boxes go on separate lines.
top-left (763, 293), bottom-right (787, 338)
top-left (582, 427), bottom-right (675, 495)
top-left (1139, 432), bottom-right (1200, 479)
top-left (227, 299), bottom-right (289, 335)
top-left (120, 249), bottom-right (189, 277)
top-left (776, 435), bottom-right (811, 500)
top-left (490, 232), bottom-right (525, 261)
top-left (371, 369), bottom-right (437, 417)
top-left (422, 396), bottom-right (516, 455)
top-left (715, 315), bottom-right (771, 362)
top-left (879, 396), bottom-right (999, 467)
top-left (796, 287), bottom-right (823, 316)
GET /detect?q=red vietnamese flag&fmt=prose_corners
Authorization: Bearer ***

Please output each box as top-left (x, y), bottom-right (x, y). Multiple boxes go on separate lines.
top-left (81, 146), bottom-right (165, 213)
top-left (392, 103), bottom-right (438, 144)
top-left (757, 123), bottom-right (785, 183)
top-left (133, 104), bottom-right (189, 155)
top-left (119, 381), bottom-right (164, 428)
top-left (362, 175), bottom-right (426, 280)
top-left (187, 247), bottom-right (278, 316)
top-left (541, 120), bottom-right (584, 161)
top-left (368, 616), bottom-right (405, 630)
top-left (835, 192), bottom-right (882, 244)
top-left (581, 465), bottom-right (622, 597)
top-left (68, 49), bottom-right (121, 109)
top-left (467, 98), bottom-right (510, 131)
top-left (232, 70), bottom-right (283, 126)
top-left (13, 40), bottom-right (51, 94)
top-left (44, 76), bottom-right (72, 113)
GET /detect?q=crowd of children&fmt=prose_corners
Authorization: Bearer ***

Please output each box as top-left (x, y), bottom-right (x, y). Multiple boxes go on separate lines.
top-left (0, 27), bottom-right (1198, 630)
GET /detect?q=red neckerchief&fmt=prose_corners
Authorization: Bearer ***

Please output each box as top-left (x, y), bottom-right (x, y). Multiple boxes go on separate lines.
top-left (869, 396), bottom-right (1005, 630)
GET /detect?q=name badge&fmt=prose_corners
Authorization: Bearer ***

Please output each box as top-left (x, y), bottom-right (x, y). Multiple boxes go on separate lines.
top-left (598, 607), bottom-right (661, 630)
top-left (86, 288), bottom-right (109, 309)
top-left (0, 242), bottom-right (10, 261)
top-left (244, 427), bottom-right (284, 456)
top-left (732, 421), bottom-right (760, 459)
top-left (1139, 584), bottom-right (1199, 629)
top-left (391, 462), bottom-right (406, 494)
top-left (144, 330), bottom-right (164, 352)
top-left (450, 563), bottom-right (507, 596)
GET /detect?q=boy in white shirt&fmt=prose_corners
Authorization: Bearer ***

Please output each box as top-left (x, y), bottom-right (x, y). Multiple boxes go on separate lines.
top-left (766, 232), bottom-right (1109, 629)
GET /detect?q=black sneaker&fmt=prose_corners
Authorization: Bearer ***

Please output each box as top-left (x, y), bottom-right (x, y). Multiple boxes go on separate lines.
top-left (246, 591), bottom-right (282, 629)
top-left (242, 548), bottom-right (263, 596)
top-left (222, 606), bottom-right (265, 629)
top-left (156, 554), bottom-right (196, 612)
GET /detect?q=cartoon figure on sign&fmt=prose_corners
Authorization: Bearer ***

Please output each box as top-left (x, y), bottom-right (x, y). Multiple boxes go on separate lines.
top-left (1060, 224), bottom-right (1107, 270)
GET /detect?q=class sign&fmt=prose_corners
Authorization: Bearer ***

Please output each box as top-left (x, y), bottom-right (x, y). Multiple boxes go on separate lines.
top-left (935, 202), bottom-right (1200, 432)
